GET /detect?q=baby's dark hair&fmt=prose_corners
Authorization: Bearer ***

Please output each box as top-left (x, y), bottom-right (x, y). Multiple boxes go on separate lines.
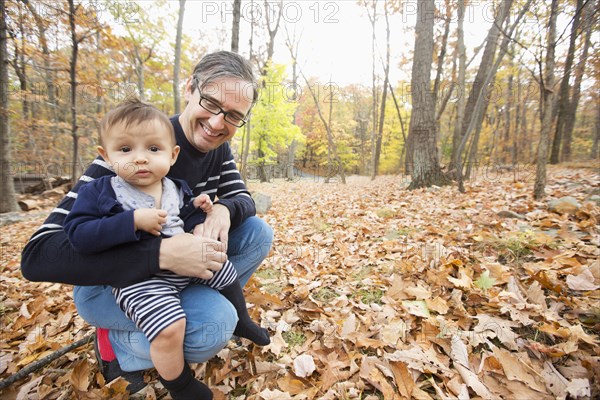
top-left (99, 98), bottom-right (174, 145)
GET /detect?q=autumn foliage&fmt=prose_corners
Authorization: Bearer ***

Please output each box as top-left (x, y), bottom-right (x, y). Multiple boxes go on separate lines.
top-left (1, 165), bottom-right (598, 399)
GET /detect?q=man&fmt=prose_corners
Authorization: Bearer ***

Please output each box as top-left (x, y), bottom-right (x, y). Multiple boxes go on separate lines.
top-left (21, 51), bottom-right (273, 397)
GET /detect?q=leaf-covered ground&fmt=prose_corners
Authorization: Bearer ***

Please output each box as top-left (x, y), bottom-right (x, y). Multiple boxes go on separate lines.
top-left (1, 165), bottom-right (599, 399)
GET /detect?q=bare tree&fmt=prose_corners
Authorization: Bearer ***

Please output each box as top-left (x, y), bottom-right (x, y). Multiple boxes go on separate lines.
top-left (1, 0), bottom-right (18, 212)
top-left (240, 0), bottom-right (256, 182)
top-left (231, 0), bottom-right (241, 53)
top-left (284, 22), bottom-right (302, 180)
top-left (68, 0), bottom-right (81, 185)
top-left (561, 0), bottom-right (595, 161)
top-left (372, 2), bottom-right (391, 180)
top-left (363, 0), bottom-right (378, 177)
top-left (67, 0), bottom-right (98, 184)
top-left (24, 0), bottom-right (57, 120)
top-left (550, 0), bottom-right (583, 164)
top-left (407, 0), bottom-right (449, 189)
top-left (173, 0), bottom-right (185, 114)
top-left (534, 0), bottom-right (559, 200)
top-left (300, 71), bottom-right (346, 184)
top-left (451, 0), bottom-right (467, 166)
top-left (454, 0), bottom-right (532, 191)
top-left (450, 0), bottom-right (513, 173)
top-left (264, 0), bottom-right (282, 65)
top-left (592, 100), bottom-right (599, 160)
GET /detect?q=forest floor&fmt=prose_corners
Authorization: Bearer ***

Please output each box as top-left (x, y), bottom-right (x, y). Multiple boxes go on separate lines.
top-left (1, 164), bottom-right (599, 400)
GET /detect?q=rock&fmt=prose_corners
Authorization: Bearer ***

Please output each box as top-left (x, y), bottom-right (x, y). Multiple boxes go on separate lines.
top-left (548, 196), bottom-right (581, 215)
top-left (497, 210), bottom-right (526, 220)
top-left (0, 212), bottom-right (25, 227)
top-left (253, 192), bottom-right (272, 215)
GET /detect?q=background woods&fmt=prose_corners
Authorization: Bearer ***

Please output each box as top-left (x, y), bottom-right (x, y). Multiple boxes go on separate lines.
top-left (0, 0), bottom-right (598, 210)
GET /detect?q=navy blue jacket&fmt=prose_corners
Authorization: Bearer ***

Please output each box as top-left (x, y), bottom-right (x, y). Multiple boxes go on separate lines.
top-left (64, 176), bottom-right (205, 254)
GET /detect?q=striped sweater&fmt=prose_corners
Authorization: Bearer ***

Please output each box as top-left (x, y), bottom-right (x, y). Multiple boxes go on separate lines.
top-left (20, 116), bottom-right (255, 287)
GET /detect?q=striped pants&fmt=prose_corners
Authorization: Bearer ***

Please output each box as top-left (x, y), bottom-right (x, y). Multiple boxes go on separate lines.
top-left (113, 260), bottom-right (238, 342)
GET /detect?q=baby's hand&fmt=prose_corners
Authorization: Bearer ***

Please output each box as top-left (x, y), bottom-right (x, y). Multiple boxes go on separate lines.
top-left (193, 194), bottom-right (213, 213)
top-left (134, 208), bottom-right (168, 236)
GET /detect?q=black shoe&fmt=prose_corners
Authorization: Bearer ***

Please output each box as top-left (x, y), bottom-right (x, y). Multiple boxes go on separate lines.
top-left (93, 331), bottom-right (147, 394)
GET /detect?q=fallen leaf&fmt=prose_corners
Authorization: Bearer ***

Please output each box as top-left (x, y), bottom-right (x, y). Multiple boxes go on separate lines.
top-left (566, 268), bottom-right (600, 291)
top-left (293, 354), bottom-right (316, 378)
top-left (450, 335), bottom-right (494, 399)
top-left (69, 360), bottom-right (90, 392)
top-left (566, 378), bottom-right (591, 398)
top-left (402, 300), bottom-right (430, 318)
top-left (259, 388), bottom-right (293, 400)
top-left (492, 347), bottom-right (548, 394)
top-left (474, 270), bottom-right (496, 291)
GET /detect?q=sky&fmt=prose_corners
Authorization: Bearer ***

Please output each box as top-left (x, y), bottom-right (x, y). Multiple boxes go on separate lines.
top-left (126, 0), bottom-right (579, 90)
top-left (177, 0), bottom-right (500, 87)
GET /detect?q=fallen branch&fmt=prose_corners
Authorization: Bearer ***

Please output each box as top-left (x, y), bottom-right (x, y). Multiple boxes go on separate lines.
top-left (0, 333), bottom-right (94, 390)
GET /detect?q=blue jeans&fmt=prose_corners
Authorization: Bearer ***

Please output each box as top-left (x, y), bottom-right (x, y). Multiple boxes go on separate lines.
top-left (74, 216), bottom-right (273, 372)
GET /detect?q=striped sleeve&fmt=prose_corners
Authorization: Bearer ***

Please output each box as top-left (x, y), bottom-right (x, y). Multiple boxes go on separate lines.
top-left (28, 158), bottom-right (113, 242)
top-left (214, 145), bottom-right (255, 228)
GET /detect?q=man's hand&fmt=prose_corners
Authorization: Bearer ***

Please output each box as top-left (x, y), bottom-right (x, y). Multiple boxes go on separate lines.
top-left (159, 233), bottom-right (226, 280)
top-left (134, 208), bottom-right (167, 236)
top-left (193, 203), bottom-right (231, 247)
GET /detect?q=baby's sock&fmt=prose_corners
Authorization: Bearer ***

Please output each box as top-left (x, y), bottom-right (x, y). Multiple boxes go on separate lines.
top-left (159, 363), bottom-right (213, 400)
top-left (220, 280), bottom-right (270, 346)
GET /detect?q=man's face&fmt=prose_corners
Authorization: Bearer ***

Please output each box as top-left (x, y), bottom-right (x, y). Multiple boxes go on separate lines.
top-left (179, 77), bottom-right (253, 153)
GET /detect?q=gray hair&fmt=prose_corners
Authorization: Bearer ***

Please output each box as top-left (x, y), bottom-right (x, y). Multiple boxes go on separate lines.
top-left (191, 51), bottom-right (258, 105)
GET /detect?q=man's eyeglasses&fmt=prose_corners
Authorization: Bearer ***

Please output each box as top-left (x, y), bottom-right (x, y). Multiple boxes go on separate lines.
top-left (197, 93), bottom-right (248, 128)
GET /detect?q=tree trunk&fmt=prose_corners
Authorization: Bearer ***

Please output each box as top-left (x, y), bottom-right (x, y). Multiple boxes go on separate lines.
top-left (432, 0), bottom-right (451, 110)
top-left (24, 0), bottom-right (56, 119)
top-left (450, 0), bottom-right (513, 172)
top-left (135, 47), bottom-right (144, 100)
top-left (264, 0), bottom-right (282, 64)
top-left (284, 24), bottom-right (301, 180)
top-left (300, 71), bottom-right (345, 184)
top-left (68, 0), bottom-right (80, 185)
top-left (1, 0), bottom-right (18, 212)
top-left (550, 0), bottom-right (583, 164)
top-left (451, 0), bottom-right (467, 169)
top-left (231, 0), bottom-right (241, 53)
top-left (561, 0), bottom-right (594, 162)
top-left (240, 0), bottom-right (255, 182)
top-left (534, 0), bottom-right (559, 200)
top-left (388, 81), bottom-right (407, 172)
top-left (174, 0), bottom-right (185, 114)
top-left (514, 66), bottom-right (523, 166)
top-left (592, 102), bottom-right (599, 160)
top-left (454, 0), bottom-right (531, 191)
top-left (366, 0), bottom-right (377, 178)
top-left (407, 0), bottom-right (449, 190)
top-left (372, 2), bottom-right (390, 180)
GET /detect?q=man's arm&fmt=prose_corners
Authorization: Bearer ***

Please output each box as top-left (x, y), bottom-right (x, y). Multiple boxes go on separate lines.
top-left (214, 144), bottom-right (256, 228)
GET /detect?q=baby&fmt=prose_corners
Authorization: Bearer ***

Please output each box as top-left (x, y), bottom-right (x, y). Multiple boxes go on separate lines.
top-left (64, 99), bottom-right (269, 399)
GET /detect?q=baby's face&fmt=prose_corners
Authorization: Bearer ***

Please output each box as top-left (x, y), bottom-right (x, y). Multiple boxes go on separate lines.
top-left (98, 119), bottom-right (179, 189)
